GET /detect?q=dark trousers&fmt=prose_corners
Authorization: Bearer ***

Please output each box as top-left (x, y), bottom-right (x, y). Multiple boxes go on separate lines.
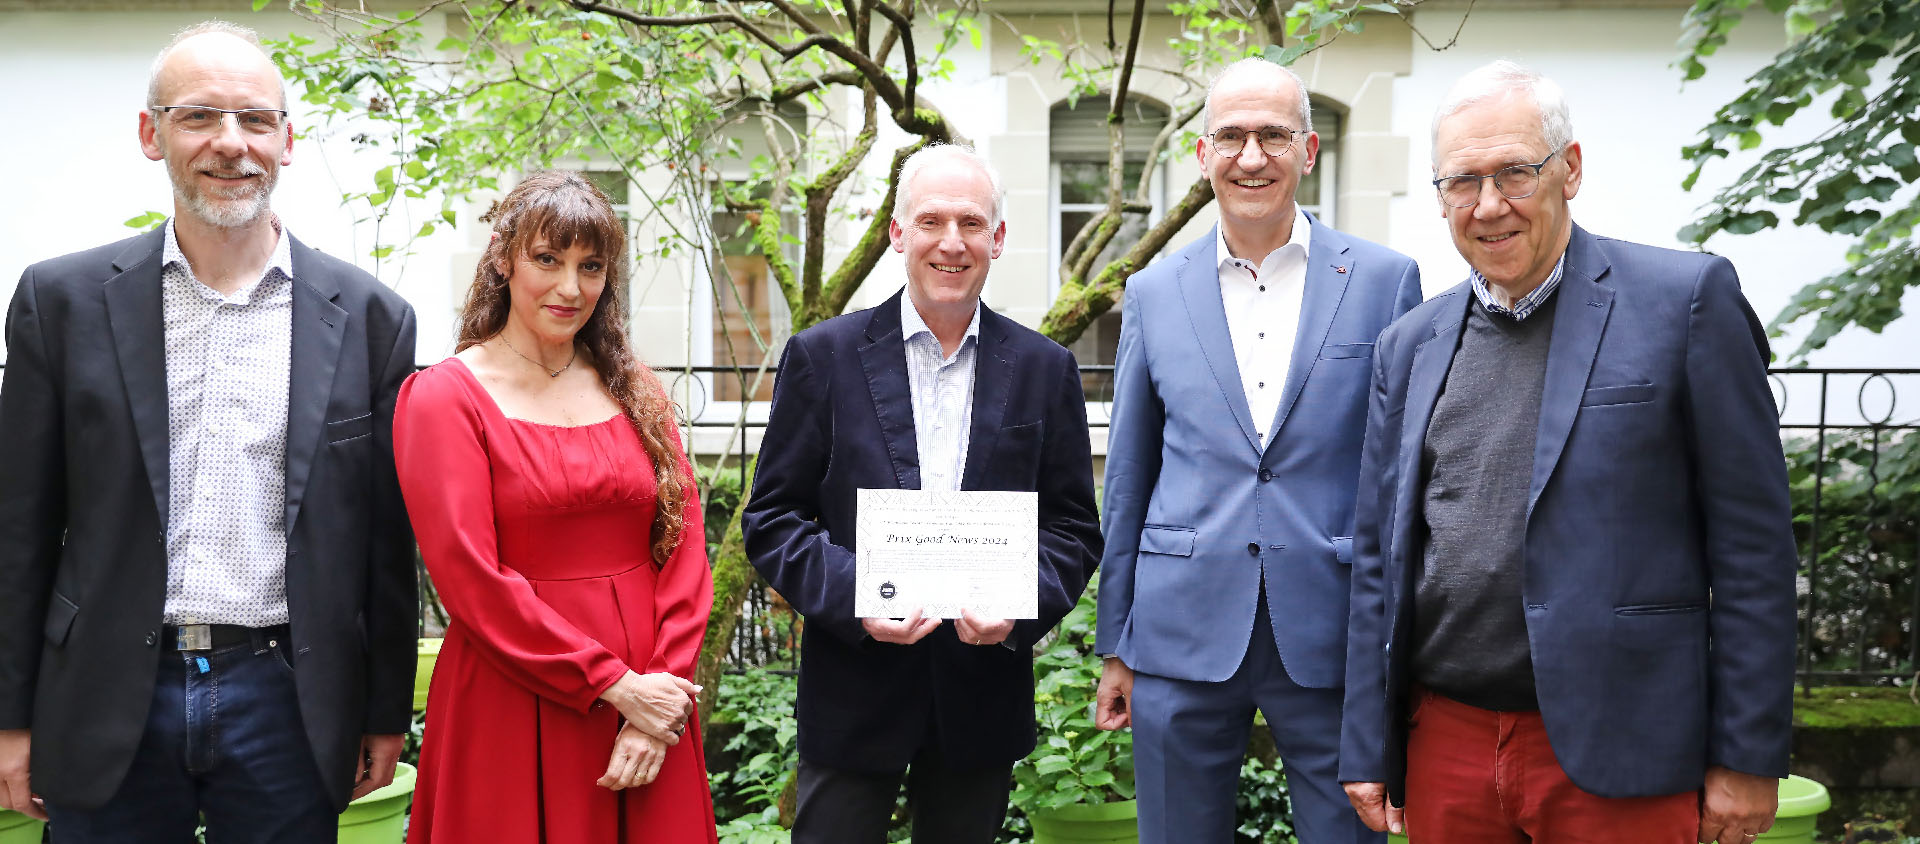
top-left (1404, 688), bottom-right (1699, 844)
top-left (1131, 596), bottom-right (1379, 844)
top-left (792, 747), bottom-right (1012, 844)
top-left (45, 633), bottom-right (335, 844)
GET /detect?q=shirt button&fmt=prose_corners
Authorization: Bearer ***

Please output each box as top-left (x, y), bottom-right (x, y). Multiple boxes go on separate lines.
top-left (1259, 469), bottom-right (1273, 482)
top-left (1258, 382), bottom-right (1265, 389)
top-left (1258, 285), bottom-right (1266, 292)
top-left (1246, 542), bottom-right (1260, 557)
top-left (145, 631), bottom-right (159, 647)
top-left (1259, 332), bottom-right (1266, 339)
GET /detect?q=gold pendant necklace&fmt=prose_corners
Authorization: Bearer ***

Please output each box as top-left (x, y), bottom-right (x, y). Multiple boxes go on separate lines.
top-left (499, 334), bottom-right (576, 378)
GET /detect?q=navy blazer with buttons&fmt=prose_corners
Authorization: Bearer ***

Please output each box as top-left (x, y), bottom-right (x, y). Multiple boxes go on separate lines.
top-left (1338, 225), bottom-right (1797, 801)
top-left (742, 288), bottom-right (1103, 773)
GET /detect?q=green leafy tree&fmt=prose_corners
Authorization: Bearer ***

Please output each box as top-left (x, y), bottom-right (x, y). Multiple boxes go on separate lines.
top-left (273, 0), bottom-right (1285, 718)
top-left (1273, 0), bottom-right (1916, 361)
top-left (1674, 0), bottom-right (1919, 359)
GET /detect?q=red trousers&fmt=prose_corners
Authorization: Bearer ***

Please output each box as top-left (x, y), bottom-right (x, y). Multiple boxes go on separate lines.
top-left (1404, 689), bottom-right (1699, 844)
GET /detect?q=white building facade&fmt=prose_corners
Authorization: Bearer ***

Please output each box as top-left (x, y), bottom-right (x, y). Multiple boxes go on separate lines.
top-left (2, 0), bottom-right (1911, 455)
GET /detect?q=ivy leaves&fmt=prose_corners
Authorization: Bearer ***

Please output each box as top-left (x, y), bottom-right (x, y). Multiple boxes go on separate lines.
top-left (1677, 0), bottom-right (1920, 359)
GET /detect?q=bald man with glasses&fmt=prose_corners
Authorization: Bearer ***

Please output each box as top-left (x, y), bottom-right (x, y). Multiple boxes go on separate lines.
top-left (1093, 57), bottom-right (1422, 844)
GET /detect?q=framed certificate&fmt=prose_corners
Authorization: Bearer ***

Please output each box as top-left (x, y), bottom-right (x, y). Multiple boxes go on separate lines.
top-left (854, 489), bottom-right (1039, 619)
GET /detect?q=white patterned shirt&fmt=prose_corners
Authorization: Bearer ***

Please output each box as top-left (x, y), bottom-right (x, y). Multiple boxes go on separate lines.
top-left (1217, 207), bottom-right (1312, 446)
top-left (900, 291), bottom-right (981, 493)
top-left (161, 218), bottom-right (295, 626)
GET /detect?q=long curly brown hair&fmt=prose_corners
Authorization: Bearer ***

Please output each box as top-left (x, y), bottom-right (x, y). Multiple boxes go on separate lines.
top-left (455, 170), bottom-right (691, 567)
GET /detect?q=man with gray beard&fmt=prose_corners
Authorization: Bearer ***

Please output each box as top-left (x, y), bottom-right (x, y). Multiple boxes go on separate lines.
top-left (0, 21), bottom-right (419, 842)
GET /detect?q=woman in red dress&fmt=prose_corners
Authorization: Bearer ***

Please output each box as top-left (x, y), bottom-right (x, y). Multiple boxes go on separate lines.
top-left (394, 171), bottom-right (718, 843)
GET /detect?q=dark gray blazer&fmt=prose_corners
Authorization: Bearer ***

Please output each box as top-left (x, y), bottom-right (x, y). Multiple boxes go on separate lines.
top-left (0, 225), bottom-right (419, 811)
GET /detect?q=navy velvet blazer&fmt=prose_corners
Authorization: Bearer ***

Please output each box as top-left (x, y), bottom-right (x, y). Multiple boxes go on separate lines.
top-left (1339, 225), bottom-right (1797, 801)
top-left (742, 289), bottom-right (1102, 773)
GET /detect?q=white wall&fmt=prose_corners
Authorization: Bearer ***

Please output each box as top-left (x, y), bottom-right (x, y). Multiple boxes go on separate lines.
top-left (5, 4), bottom-right (1911, 375)
top-left (0, 9), bottom-right (466, 366)
top-left (1390, 5), bottom-right (1918, 369)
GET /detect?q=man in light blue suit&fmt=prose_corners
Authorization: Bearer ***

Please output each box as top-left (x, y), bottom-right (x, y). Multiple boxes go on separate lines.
top-left (1093, 58), bottom-right (1422, 844)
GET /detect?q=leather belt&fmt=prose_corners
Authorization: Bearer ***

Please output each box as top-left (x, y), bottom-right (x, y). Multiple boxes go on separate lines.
top-left (163, 623), bottom-right (290, 651)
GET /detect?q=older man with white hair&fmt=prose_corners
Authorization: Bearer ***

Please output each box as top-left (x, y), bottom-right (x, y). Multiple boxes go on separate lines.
top-left (744, 143), bottom-right (1103, 844)
top-left (1338, 60), bottom-right (1795, 844)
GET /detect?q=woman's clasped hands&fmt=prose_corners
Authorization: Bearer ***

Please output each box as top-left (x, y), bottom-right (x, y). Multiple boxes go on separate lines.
top-left (595, 670), bottom-right (702, 790)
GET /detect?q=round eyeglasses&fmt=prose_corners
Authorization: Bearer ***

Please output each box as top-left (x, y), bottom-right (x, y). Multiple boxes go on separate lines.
top-left (1206, 125), bottom-right (1302, 159)
top-left (1432, 149), bottom-right (1561, 208)
top-left (151, 105), bottom-right (288, 136)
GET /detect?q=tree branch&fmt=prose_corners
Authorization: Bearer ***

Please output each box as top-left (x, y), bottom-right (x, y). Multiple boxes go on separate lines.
top-left (1136, 99), bottom-right (1203, 205)
top-left (1254, 0), bottom-right (1288, 46)
top-left (800, 87), bottom-right (881, 319)
top-left (817, 141), bottom-right (926, 326)
top-left (1042, 175), bottom-right (1213, 344)
top-left (769, 71), bottom-right (863, 104)
top-left (872, 1), bottom-right (919, 124)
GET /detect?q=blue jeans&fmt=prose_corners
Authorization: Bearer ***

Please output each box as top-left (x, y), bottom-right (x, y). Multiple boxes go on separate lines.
top-left (45, 632), bottom-right (336, 844)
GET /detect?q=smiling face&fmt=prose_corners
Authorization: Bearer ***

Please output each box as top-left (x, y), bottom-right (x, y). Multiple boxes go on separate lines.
top-left (889, 161), bottom-right (1006, 318)
top-left (1433, 91), bottom-right (1583, 296)
top-left (499, 237), bottom-right (608, 345)
top-left (139, 32), bottom-right (292, 229)
top-left (1197, 67), bottom-right (1319, 241)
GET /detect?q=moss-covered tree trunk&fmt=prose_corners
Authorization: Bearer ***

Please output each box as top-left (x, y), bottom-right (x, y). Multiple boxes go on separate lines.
top-left (697, 460), bottom-right (757, 720)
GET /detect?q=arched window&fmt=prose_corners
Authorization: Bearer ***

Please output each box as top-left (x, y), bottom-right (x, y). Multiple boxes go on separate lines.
top-left (1303, 95), bottom-right (1342, 225)
top-left (1049, 94), bottom-right (1171, 368)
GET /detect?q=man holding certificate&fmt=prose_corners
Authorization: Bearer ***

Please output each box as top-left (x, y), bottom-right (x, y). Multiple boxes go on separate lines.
top-left (743, 143), bottom-right (1103, 844)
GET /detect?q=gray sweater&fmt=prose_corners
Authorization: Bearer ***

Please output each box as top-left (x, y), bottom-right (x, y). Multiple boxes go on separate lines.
top-left (1411, 291), bottom-right (1559, 712)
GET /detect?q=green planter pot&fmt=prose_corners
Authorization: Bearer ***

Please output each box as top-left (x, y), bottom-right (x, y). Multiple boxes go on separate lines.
top-left (1759, 775), bottom-right (1830, 844)
top-left (1383, 774), bottom-right (1831, 844)
top-left (415, 638), bottom-right (442, 711)
top-left (0, 808), bottom-right (44, 844)
top-left (1028, 799), bottom-right (1139, 844)
top-left (338, 761), bottom-right (418, 844)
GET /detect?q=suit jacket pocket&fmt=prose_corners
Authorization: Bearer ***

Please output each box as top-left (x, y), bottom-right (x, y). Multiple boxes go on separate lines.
top-left (44, 592), bottom-right (78, 646)
top-left (1139, 525), bottom-right (1196, 557)
top-left (326, 413), bottom-right (374, 443)
top-left (1614, 600), bottom-right (1706, 616)
top-left (1333, 536), bottom-right (1354, 565)
top-left (1580, 383), bottom-right (1655, 407)
top-left (1321, 342), bottom-right (1374, 361)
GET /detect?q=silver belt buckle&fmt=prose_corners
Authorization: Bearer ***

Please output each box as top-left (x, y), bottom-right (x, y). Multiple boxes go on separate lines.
top-left (175, 624), bottom-right (212, 651)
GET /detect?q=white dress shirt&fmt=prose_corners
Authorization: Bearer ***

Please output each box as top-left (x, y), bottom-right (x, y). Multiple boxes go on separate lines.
top-left (1217, 207), bottom-right (1312, 446)
top-left (161, 219), bottom-right (295, 626)
top-left (900, 291), bottom-right (981, 492)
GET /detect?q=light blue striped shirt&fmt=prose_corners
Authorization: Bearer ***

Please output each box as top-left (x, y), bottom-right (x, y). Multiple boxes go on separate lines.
top-left (900, 291), bottom-right (981, 492)
top-left (1469, 251), bottom-right (1567, 322)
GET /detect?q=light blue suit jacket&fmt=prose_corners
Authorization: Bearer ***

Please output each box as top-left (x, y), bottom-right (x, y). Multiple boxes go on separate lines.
top-left (1097, 217), bottom-right (1422, 687)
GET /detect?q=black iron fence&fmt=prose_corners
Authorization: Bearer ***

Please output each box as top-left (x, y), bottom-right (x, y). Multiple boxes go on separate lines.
top-left (681, 365), bottom-right (1920, 685)
top-left (1, 363), bottom-right (1913, 684)
top-left (1769, 370), bottom-right (1920, 686)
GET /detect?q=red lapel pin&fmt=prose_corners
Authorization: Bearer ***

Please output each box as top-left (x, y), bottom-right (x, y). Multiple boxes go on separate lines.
top-left (1335, 265), bottom-right (1348, 274)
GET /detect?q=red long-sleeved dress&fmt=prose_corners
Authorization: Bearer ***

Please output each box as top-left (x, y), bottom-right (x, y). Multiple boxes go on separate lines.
top-left (394, 359), bottom-right (717, 843)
